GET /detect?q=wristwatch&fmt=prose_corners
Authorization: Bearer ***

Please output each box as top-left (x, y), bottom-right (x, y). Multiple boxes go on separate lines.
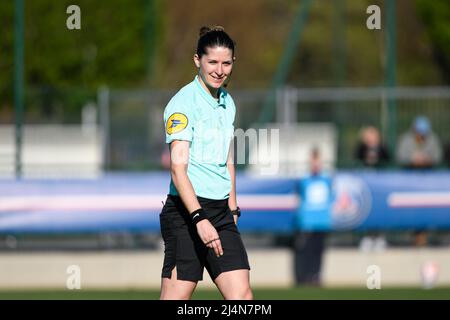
top-left (230, 207), bottom-right (241, 217)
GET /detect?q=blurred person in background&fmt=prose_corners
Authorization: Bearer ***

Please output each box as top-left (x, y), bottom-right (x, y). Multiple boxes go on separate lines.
top-left (397, 116), bottom-right (443, 169)
top-left (293, 147), bottom-right (332, 286)
top-left (353, 126), bottom-right (389, 251)
top-left (354, 126), bottom-right (390, 168)
top-left (159, 26), bottom-right (252, 300)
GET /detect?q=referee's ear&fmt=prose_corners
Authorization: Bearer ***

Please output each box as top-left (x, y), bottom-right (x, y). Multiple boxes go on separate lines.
top-left (193, 54), bottom-right (201, 68)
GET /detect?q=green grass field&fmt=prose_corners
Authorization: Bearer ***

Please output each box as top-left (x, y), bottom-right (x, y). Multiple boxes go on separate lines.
top-left (0, 287), bottom-right (449, 300)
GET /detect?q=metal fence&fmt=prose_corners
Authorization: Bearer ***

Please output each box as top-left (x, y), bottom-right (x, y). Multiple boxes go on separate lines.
top-left (276, 86), bottom-right (450, 167)
top-left (4, 86), bottom-right (449, 174)
top-left (102, 86), bottom-right (450, 170)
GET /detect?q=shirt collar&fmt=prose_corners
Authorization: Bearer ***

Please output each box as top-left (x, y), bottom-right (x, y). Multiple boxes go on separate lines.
top-left (194, 76), bottom-right (227, 109)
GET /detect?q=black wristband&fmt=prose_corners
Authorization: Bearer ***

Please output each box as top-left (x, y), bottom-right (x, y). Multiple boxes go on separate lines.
top-left (191, 208), bottom-right (207, 225)
top-left (230, 207), bottom-right (241, 217)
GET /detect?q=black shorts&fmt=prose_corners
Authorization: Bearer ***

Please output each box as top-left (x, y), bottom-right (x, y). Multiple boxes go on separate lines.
top-left (160, 195), bottom-right (250, 282)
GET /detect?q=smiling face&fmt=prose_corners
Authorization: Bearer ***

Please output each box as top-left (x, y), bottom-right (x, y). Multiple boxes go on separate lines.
top-left (194, 46), bottom-right (234, 95)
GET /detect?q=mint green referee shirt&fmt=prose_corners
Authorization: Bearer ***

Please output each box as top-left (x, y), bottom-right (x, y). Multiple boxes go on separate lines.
top-left (163, 76), bottom-right (236, 200)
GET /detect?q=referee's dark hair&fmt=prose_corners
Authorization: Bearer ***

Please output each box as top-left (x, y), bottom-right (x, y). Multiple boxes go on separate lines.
top-left (196, 25), bottom-right (235, 57)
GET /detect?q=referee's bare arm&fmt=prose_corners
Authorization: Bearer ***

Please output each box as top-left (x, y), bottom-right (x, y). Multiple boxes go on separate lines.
top-left (226, 142), bottom-right (238, 225)
top-left (170, 140), bottom-right (224, 257)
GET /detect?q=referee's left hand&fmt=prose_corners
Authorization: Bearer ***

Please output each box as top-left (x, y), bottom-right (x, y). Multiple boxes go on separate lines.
top-left (196, 219), bottom-right (223, 257)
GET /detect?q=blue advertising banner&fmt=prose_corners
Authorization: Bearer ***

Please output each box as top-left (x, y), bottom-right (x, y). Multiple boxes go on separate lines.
top-left (333, 170), bottom-right (450, 231)
top-left (0, 171), bottom-right (449, 233)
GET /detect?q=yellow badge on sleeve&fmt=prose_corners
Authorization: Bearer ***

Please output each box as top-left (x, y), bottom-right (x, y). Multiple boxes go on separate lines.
top-left (166, 113), bottom-right (188, 135)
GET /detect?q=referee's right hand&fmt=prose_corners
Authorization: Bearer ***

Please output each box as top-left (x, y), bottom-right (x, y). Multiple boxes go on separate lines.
top-left (196, 220), bottom-right (223, 257)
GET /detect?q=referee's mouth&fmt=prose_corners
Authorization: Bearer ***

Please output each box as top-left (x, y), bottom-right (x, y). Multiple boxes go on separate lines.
top-left (210, 75), bottom-right (227, 86)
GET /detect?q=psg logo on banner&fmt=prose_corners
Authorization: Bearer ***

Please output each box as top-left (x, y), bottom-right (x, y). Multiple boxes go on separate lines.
top-left (331, 175), bottom-right (372, 230)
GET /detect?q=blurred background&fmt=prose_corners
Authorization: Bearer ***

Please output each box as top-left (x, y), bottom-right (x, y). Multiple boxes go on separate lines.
top-left (0, 0), bottom-right (450, 299)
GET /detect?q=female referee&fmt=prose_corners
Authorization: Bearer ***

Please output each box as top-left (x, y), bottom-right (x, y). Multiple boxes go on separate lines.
top-left (159, 26), bottom-right (253, 300)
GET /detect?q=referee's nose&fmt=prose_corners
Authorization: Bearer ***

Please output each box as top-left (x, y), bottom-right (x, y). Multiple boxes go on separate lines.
top-left (216, 64), bottom-right (224, 77)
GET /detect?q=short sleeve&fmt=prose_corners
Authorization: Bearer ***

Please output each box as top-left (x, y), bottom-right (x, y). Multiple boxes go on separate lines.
top-left (163, 98), bottom-right (193, 144)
